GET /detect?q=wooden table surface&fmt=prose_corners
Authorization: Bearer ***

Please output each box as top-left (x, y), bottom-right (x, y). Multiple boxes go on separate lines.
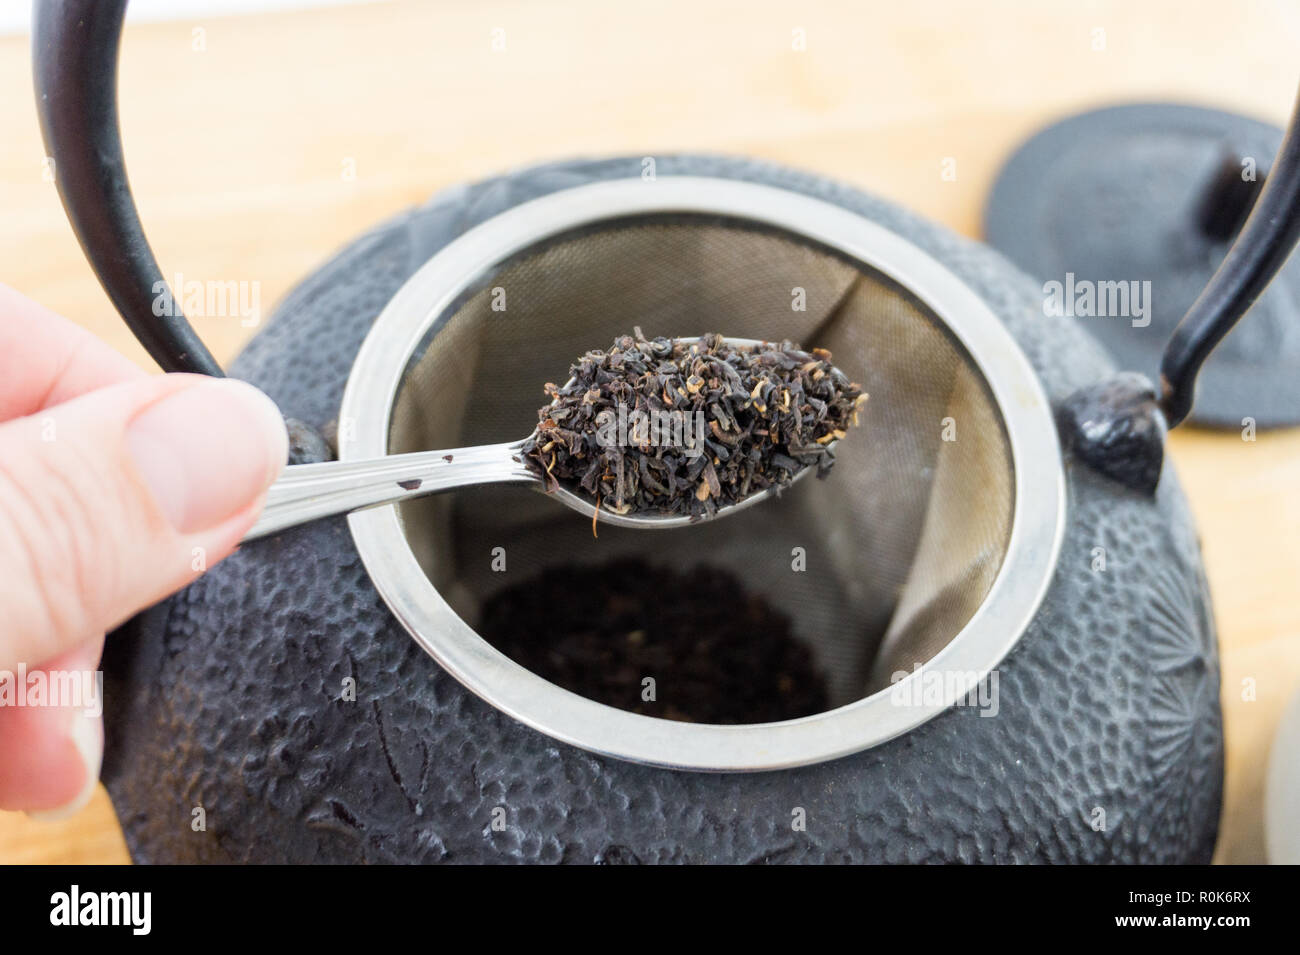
top-left (1, 0), bottom-right (1297, 865)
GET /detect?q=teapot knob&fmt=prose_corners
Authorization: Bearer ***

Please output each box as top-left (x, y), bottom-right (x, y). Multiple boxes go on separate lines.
top-left (1057, 373), bottom-right (1167, 495)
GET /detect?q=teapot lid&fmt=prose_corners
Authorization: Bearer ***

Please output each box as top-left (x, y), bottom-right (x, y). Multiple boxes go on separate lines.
top-left (986, 102), bottom-right (1300, 428)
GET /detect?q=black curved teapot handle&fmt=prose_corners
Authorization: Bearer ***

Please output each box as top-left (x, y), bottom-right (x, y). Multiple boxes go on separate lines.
top-left (1160, 87), bottom-right (1300, 427)
top-left (30, 0), bottom-right (1300, 418)
top-left (32, 0), bottom-right (223, 376)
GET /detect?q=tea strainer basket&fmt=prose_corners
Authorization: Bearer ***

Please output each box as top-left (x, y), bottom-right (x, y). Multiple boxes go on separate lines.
top-left (330, 176), bottom-right (1065, 769)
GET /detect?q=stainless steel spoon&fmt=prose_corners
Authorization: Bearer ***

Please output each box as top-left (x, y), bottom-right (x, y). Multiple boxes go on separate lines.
top-left (243, 337), bottom-right (842, 541)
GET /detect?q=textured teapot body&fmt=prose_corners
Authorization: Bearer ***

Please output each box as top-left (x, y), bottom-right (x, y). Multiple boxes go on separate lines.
top-left (101, 157), bottom-right (1222, 863)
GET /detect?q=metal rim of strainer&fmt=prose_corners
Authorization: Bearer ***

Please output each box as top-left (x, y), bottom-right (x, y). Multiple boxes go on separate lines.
top-left (341, 176), bottom-right (1066, 772)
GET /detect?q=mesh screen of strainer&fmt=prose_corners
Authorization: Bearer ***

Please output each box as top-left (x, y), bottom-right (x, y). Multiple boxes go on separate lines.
top-left (388, 216), bottom-right (1014, 710)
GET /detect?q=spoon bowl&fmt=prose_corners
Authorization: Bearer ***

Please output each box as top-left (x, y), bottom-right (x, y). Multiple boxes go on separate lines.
top-left (244, 336), bottom-right (844, 542)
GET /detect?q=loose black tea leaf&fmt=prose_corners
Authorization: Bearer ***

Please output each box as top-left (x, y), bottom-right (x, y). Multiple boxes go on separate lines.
top-left (521, 330), bottom-right (867, 520)
top-left (478, 559), bottom-right (829, 724)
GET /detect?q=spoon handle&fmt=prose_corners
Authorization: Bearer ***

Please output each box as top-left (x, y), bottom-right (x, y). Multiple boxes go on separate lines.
top-left (243, 440), bottom-right (535, 542)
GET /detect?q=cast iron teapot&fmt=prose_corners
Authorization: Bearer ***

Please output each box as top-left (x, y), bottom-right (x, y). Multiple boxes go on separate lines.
top-left (31, 0), bottom-right (1300, 862)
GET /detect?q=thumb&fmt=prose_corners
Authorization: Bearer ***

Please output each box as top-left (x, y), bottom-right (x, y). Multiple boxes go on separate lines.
top-left (0, 374), bottom-right (287, 670)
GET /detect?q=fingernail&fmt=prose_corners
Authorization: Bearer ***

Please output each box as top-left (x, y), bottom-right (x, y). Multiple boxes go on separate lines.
top-left (26, 709), bottom-right (103, 822)
top-left (127, 379), bottom-right (288, 533)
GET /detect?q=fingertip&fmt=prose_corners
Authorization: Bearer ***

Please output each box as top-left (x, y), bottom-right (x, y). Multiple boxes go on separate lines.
top-left (0, 640), bottom-right (104, 818)
top-left (125, 377), bottom-right (287, 534)
top-left (24, 710), bottom-right (103, 822)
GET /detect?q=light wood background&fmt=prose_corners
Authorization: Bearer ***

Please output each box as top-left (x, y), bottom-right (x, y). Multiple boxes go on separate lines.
top-left (1, 0), bottom-right (1297, 865)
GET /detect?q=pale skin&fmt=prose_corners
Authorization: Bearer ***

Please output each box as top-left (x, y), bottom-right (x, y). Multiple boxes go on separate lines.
top-left (0, 284), bottom-right (286, 817)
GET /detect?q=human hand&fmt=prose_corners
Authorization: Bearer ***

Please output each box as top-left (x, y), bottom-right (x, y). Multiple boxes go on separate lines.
top-left (0, 284), bottom-right (286, 817)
